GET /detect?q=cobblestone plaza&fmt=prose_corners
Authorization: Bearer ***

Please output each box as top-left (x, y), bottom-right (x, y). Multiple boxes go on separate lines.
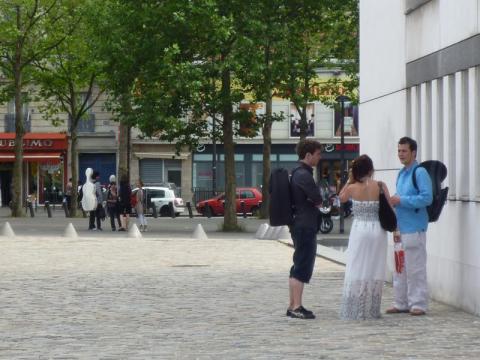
top-left (1, 227), bottom-right (479, 359)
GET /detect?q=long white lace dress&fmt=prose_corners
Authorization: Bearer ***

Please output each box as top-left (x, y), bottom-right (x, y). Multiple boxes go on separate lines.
top-left (340, 200), bottom-right (387, 320)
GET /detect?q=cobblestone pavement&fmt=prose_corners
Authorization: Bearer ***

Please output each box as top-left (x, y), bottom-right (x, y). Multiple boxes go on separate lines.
top-left (1, 234), bottom-right (479, 359)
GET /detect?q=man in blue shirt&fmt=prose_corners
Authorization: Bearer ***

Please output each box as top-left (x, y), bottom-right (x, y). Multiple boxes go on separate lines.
top-left (387, 137), bottom-right (432, 316)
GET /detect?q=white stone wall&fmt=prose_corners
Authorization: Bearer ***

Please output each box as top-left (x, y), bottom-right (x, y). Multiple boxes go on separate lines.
top-left (361, 0), bottom-right (480, 315)
top-left (406, 0), bottom-right (480, 62)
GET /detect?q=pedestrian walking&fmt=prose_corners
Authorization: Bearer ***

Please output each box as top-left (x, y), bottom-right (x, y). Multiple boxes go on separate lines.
top-left (135, 179), bottom-right (147, 232)
top-left (387, 137), bottom-right (433, 316)
top-left (89, 171), bottom-right (104, 231)
top-left (64, 178), bottom-right (72, 214)
top-left (81, 168), bottom-right (97, 229)
top-left (338, 155), bottom-right (392, 320)
top-left (106, 175), bottom-right (122, 231)
top-left (286, 139), bottom-right (323, 319)
top-left (118, 174), bottom-right (132, 231)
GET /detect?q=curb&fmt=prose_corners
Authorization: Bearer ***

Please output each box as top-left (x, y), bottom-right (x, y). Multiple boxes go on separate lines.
top-left (277, 238), bottom-right (346, 266)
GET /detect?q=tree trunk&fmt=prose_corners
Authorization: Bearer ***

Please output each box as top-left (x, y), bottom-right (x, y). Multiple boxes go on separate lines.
top-left (299, 105), bottom-right (308, 141)
top-left (118, 95), bottom-right (131, 182)
top-left (70, 130), bottom-right (78, 217)
top-left (221, 68), bottom-right (237, 230)
top-left (118, 120), bottom-right (130, 181)
top-left (11, 69), bottom-right (24, 217)
top-left (260, 96), bottom-right (273, 219)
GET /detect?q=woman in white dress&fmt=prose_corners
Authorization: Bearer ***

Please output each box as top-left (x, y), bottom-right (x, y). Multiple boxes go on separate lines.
top-left (338, 155), bottom-right (393, 320)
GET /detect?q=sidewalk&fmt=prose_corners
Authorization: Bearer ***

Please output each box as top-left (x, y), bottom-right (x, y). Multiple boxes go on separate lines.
top-left (0, 206), bottom-right (352, 240)
top-left (0, 224), bottom-right (479, 358)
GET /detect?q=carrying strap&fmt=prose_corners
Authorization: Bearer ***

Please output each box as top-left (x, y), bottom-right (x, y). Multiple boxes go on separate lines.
top-left (377, 181), bottom-right (384, 194)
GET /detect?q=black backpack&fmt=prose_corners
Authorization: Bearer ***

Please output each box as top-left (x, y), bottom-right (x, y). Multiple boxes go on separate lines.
top-left (412, 160), bottom-right (449, 222)
top-left (269, 167), bottom-right (301, 226)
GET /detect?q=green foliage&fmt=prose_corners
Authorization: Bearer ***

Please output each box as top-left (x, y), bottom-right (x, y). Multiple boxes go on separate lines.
top-left (0, 0), bottom-right (78, 95)
top-left (32, 0), bottom-right (106, 127)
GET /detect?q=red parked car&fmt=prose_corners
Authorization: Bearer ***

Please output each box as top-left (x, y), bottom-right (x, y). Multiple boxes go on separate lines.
top-left (196, 187), bottom-right (262, 216)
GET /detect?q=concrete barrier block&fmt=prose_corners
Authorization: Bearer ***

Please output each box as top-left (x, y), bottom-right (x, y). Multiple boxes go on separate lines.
top-left (1, 221), bottom-right (15, 237)
top-left (192, 224), bottom-right (208, 240)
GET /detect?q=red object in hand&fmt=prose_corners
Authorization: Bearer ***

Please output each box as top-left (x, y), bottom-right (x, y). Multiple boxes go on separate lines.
top-left (394, 244), bottom-right (405, 274)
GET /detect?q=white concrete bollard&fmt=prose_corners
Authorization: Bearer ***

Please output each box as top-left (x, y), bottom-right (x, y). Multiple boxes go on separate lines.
top-left (255, 223), bottom-right (269, 239)
top-left (63, 223), bottom-right (78, 238)
top-left (192, 224), bottom-right (208, 240)
top-left (128, 223), bottom-right (143, 239)
top-left (1, 221), bottom-right (15, 237)
top-left (277, 225), bottom-right (291, 240)
top-left (262, 226), bottom-right (275, 240)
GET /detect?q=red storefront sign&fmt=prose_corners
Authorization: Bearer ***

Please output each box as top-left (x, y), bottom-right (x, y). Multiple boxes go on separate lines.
top-left (0, 133), bottom-right (68, 163)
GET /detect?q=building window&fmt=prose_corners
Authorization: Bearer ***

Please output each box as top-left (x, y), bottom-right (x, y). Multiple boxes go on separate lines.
top-left (334, 104), bottom-right (359, 137)
top-left (5, 98), bottom-right (30, 132)
top-left (68, 93), bottom-right (95, 133)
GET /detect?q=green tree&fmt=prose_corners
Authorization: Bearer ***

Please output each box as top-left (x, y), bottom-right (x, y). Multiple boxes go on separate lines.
top-left (107, 0), bottom-right (252, 231)
top-left (32, 0), bottom-right (105, 217)
top-left (235, 0), bottom-right (288, 219)
top-left (276, 0), bottom-right (359, 140)
top-left (0, 0), bottom-right (75, 216)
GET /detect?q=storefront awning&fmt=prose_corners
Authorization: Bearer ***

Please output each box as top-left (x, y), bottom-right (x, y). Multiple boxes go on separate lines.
top-left (0, 152), bottom-right (63, 163)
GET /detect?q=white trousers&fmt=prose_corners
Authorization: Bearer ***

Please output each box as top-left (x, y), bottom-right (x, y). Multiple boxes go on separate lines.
top-left (137, 213), bottom-right (147, 226)
top-left (393, 232), bottom-right (428, 311)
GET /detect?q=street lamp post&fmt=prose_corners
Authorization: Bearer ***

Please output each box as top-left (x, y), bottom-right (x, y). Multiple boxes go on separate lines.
top-left (336, 95), bottom-right (350, 234)
top-left (212, 116), bottom-right (217, 196)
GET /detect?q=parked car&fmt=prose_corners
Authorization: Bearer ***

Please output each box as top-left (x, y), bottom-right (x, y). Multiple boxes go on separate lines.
top-left (196, 187), bottom-right (262, 216)
top-left (132, 186), bottom-right (185, 217)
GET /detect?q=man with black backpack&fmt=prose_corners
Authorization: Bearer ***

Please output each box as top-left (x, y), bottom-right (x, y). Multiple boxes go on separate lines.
top-left (285, 139), bottom-right (323, 319)
top-left (388, 137), bottom-right (433, 316)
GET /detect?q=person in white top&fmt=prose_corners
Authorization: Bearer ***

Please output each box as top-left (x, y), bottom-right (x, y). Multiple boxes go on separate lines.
top-left (338, 154), bottom-right (393, 320)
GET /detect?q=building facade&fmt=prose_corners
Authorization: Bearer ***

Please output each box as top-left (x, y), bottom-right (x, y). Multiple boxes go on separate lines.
top-left (0, 91), bottom-right (191, 206)
top-left (361, 0), bottom-right (480, 314)
top-left (192, 97), bottom-right (360, 199)
top-left (0, 72), bottom-right (359, 207)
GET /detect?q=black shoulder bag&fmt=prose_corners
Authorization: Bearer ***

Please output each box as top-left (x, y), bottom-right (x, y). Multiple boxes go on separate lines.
top-left (378, 182), bottom-right (397, 232)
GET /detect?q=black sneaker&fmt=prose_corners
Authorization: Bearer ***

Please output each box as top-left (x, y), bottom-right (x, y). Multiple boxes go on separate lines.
top-left (287, 306), bottom-right (315, 319)
top-left (286, 306), bottom-right (313, 316)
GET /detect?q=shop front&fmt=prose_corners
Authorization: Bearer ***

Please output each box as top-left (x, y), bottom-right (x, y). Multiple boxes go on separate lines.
top-left (0, 133), bottom-right (68, 206)
top-left (192, 142), bottom-right (359, 200)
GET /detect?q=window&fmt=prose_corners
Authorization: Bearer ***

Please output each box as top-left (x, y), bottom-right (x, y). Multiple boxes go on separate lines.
top-left (149, 189), bottom-right (165, 198)
top-left (69, 93), bottom-right (95, 133)
top-left (240, 190), bottom-right (255, 199)
top-left (5, 97), bottom-right (30, 132)
top-left (290, 103), bottom-right (315, 137)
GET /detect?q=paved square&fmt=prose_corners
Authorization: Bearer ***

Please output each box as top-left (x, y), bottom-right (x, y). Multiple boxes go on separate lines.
top-left (0, 235), bottom-right (479, 359)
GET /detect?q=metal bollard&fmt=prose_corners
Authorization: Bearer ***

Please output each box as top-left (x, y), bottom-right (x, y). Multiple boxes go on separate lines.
top-left (169, 202), bottom-right (176, 218)
top-left (27, 201), bottom-right (35, 217)
top-left (205, 202), bottom-right (212, 218)
top-left (151, 204), bottom-right (158, 218)
top-left (241, 201), bottom-right (247, 218)
top-left (45, 201), bottom-right (52, 218)
top-left (186, 201), bottom-right (193, 218)
top-left (62, 202), bottom-right (70, 217)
